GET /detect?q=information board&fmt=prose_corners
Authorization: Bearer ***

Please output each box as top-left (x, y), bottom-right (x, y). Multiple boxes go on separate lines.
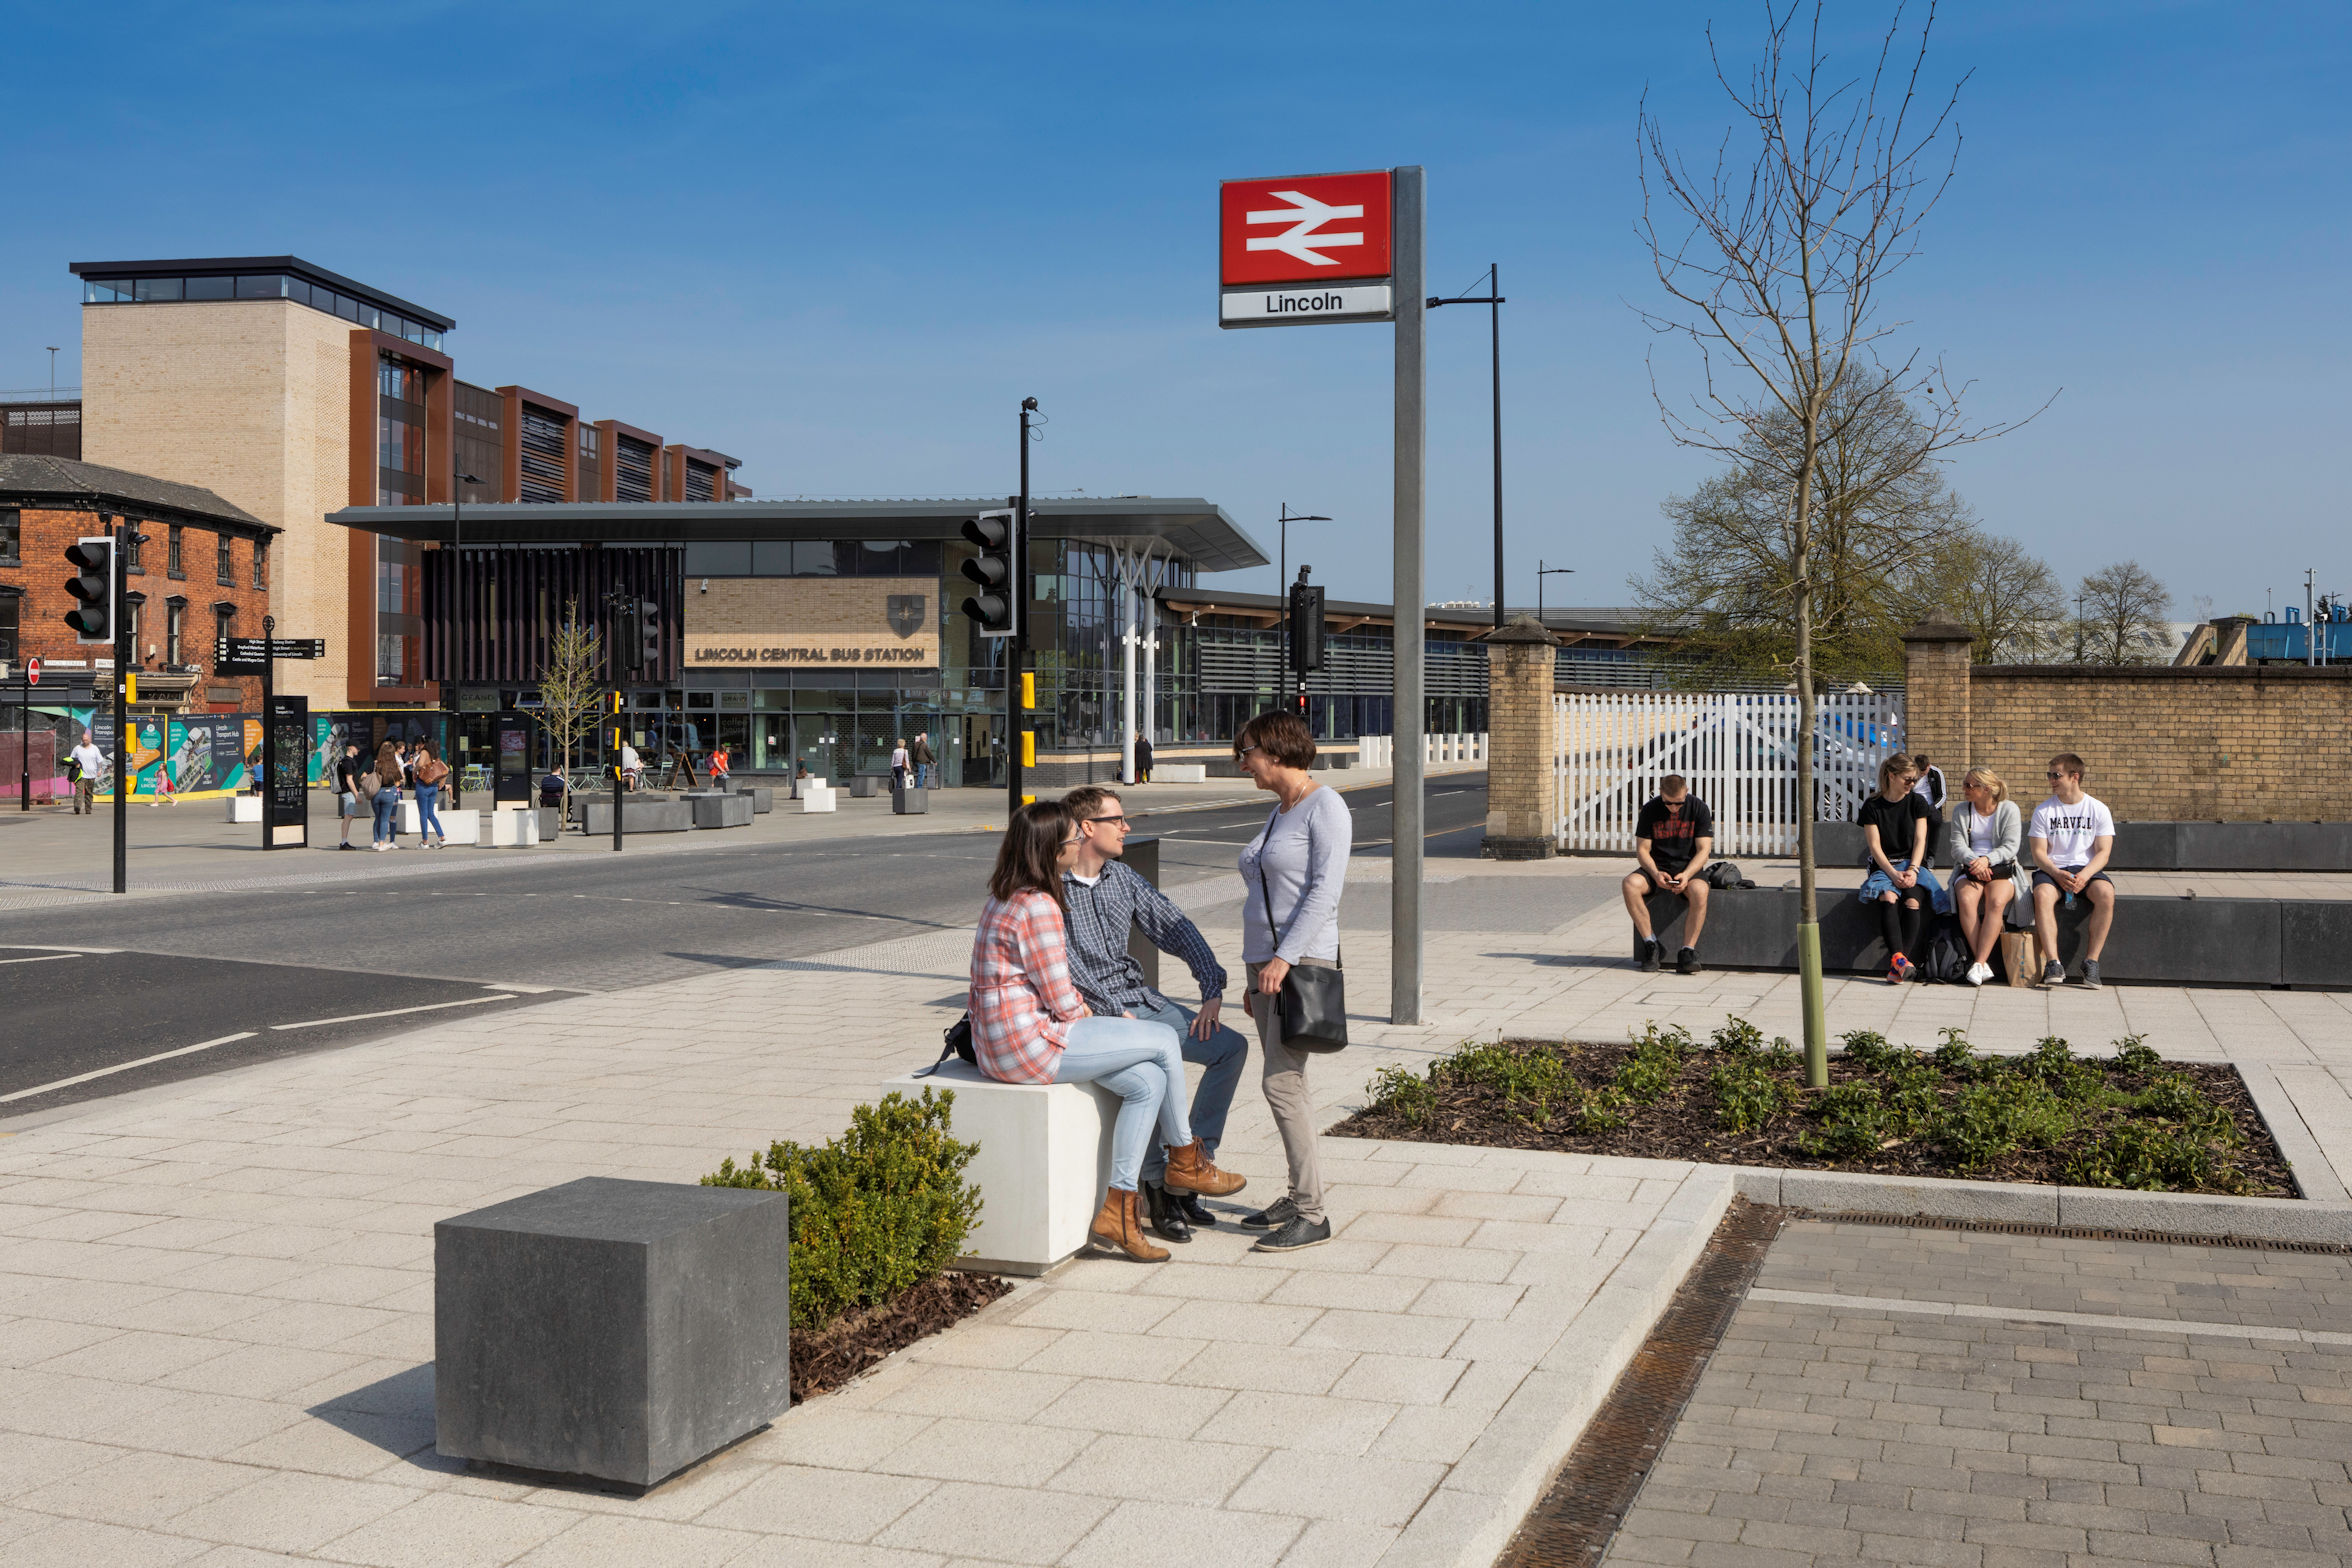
top-left (268, 695), bottom-right (309, 848)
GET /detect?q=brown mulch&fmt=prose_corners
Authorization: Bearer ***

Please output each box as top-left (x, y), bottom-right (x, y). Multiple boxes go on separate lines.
top-left (1331, 1039), bottom-right (2296, 1198)
top-left (790, 1271), bottom-right (1012, 1403)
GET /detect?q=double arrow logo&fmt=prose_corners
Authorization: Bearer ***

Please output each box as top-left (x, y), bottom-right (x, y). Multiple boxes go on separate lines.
top-left (1243, 191), bottom-right (1365, 268)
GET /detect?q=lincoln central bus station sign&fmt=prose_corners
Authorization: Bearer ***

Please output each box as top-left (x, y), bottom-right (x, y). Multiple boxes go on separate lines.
top-left (1218, 170), bottom-right (1396, 327)
top-left (684, 577), bottom-right (939, 670)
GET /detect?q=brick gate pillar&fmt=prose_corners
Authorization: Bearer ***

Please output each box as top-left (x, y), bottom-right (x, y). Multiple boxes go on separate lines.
top-left (1900, 620), bottom-right (1976, 771)
top-left (1480, 614), bottom-right (1561, 860)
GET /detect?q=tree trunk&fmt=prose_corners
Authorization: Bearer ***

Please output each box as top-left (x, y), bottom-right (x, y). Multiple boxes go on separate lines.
top-left (1793, 442), bottom-right (1829, 1088)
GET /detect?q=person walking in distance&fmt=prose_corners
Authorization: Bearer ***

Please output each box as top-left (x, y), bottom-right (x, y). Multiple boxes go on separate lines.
top-left (70, 730), bottom-right (106, 816)
top-left (1621, 774), bottom-right (1714, 974)
top-left (412, 742), bottom-right (450, 847)
top-left (911, 731), bottom-right (936, 790)
top-left (332, 742), bottom-right (364, 849)
top-left (2028, 752), bottom-right (2117, 989)
top-left (890, 737), bottom-right (911, 788)
top-left (968, 799), bottom-right (1246, 1263)
top-left (708, 745), bottom-right (730, 789)
top-left (1233, 709), bottom-right (1350, 1253)
top-left (1135, 731), bottom-right (1154, 784)
top-left (1060, 785), bottom-right (1250, 1243)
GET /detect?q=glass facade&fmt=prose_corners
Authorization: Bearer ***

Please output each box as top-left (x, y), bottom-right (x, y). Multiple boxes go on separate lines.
top-left (82, 273), bottom-right (446, 350)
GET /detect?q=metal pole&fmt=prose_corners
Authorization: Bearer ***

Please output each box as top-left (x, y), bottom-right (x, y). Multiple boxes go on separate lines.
top-left (1119, 549), bottom-right (1138, 785)
top-left (112, 519), bottom-right (128, 895)
top-left (1279, 511), bottom-right (1288, 681)
top-left (18, 669), bottom-right (29, 811)
top-left (1391, 165), bottom-right (1426, 1026)
top-left (2308, 569), bottom-right (2317, 668)
top-left (1008, 400), bottom-right (1033, 819)
top-left (261, 615), bottom-right (274, 850)
top-left (1490, 262), bottom-right (1503, 631)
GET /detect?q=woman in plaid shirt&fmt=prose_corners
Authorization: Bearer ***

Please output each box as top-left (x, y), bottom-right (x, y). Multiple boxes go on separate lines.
top-left (972, 800), bottom-right (1246, 1261)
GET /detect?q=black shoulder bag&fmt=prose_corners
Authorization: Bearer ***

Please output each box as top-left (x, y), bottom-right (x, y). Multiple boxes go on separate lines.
top-left (1254, 811), bottom-right (1349, 1053)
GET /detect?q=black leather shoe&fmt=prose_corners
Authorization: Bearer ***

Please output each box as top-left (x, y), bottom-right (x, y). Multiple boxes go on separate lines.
top-left (1172, 1189), bottom-right (1217, 1228)
top-left (1240, 1195), bottom-right (1299, 1230)
top-left (1142, 1181), bottom-right (1192, 1243)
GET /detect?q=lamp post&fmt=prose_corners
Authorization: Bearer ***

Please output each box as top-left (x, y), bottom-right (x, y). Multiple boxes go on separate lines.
top-left (1428, 264), bottom-right (1507, 628)
top-left (1275, 504), bottom-right (1331, 685)
top-left (452, 472), bottom-right (483, 807)
top-left (1536, 561), bottom-right (1575, 623)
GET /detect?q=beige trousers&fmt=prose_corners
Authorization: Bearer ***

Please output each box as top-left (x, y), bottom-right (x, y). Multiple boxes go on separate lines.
top-left (1246, 959), bottom-right (1335, 1224)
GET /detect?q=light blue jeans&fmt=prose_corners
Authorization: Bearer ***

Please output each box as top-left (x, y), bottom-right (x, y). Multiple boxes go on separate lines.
top-left (1123, 999), bottom-right (1248, 1185)
top-left (1054, 1015), bottom-right (1193, 1192)
top-left (371, 786), bottom-right (400, 845)
top-left (416, 784), bottom-right (442, 841)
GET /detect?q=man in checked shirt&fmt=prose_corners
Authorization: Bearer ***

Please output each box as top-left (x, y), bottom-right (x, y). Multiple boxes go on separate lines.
top-left (1061, 785), bottom-right (1250, 1244)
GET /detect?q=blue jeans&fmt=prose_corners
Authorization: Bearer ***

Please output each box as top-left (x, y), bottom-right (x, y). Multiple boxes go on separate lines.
top-left (1053, 1015), bottom-right (1192, 1192)
top-left (917, 763), bottom-right (934, 789)
top-left (416, 784), bottom-right (442, 840)
top-left (1122, 999), bottom-right (1248, 1185)
top-left (371, 787), bottom-right (400, 845)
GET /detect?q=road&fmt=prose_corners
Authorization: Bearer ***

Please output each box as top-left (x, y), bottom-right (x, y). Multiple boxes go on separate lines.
top-left (0, 774), bottom-right (1610, 1115)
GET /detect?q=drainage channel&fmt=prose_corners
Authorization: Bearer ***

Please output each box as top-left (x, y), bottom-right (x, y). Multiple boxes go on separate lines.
top-left (1494, 1196), bottom-right (1785, 1568)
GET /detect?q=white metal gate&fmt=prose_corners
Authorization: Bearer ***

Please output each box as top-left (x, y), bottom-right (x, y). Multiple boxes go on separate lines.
top-left (1553, 689), bottom-right (1904, 856)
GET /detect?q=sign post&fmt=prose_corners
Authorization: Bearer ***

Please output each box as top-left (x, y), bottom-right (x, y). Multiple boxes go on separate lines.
top-left (1219, 166), bottom-right (1424, 1025)
top-left (17, 656), bottom-right (37, 811)
top-left (215, 629), bottom-right (324, 851)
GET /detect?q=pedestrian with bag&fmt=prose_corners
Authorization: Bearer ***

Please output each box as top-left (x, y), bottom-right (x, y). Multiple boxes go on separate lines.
top-left (1233, 709), bottom-right (1350, 1253)
top-left (70, 730), bottom-right (106, 815)
top-left (412, 742), bottom-right (451, 847)
top-left (911, 732), bottom-right (936, 790)
top-left (969, 799), bottom-right (1246, 1263)
top-left (369, 740), bottom-right (403, 851)
top-left (890, 737), bottom-right (912, 788)
top-left (332, 742), bottom-right (364, 848)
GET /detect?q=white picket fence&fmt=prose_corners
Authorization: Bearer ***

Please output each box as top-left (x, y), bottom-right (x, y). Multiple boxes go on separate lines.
top-left (1358, 733), bottom-right (1487, 768)
top-left (1553, 690), bottom-right (1903, 856)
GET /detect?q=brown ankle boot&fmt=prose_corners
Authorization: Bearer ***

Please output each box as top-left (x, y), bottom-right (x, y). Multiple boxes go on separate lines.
top-left (1087, 1187), bottom-right (1169, 1262)
top-left (1161, 1140), bottom-right (1245, 1198)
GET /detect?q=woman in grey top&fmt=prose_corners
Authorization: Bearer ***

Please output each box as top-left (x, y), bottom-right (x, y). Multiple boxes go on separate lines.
top-left (1944, 766), bottom-right (2031, 986)
top-left (1234, 709), bottom-right (1350, 1252)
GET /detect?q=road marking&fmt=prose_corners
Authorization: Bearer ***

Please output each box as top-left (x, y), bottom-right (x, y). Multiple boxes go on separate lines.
top-left (0, 953), bottom-right (83, 966)
top-left (0, 1032), bottom-right (259, 1104)
top-left (0, 944), bottom-right (123, 955)
top-left (1746, 1288), bottom-right (2352, 1348)
top-left (269, 995), bottom-right (509, 1031)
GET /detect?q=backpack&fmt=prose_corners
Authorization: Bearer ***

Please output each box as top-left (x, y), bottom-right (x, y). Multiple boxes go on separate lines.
top-left (66, 756), bottom-right (83, 783)
top-left (916, 1014), bottom-right (978, 1077)
top-left (1702, 860), bottom-right (1753, 890)
top-left (1924, 921), bottom-right (1971, 984)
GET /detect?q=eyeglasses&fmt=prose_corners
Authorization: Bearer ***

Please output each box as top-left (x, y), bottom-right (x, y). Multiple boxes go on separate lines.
top-left (1236, 744), bottom-right (1262, 759)
top-left (1087, 815), bottom-right (1131, 827)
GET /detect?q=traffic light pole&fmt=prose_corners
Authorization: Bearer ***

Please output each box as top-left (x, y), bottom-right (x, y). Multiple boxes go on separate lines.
top-left (112, 520), bottom-right (128, 895)
top-left (1007, 399), bottom-right (1034, 822)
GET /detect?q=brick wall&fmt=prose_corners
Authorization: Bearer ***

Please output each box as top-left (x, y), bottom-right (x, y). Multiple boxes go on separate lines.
top-left (0, 504), bottom-right (269, 710)
top-left (1481, 617), bottom-right (1558, 857)
top-left (1902, 629), bottom-right (2352, 821)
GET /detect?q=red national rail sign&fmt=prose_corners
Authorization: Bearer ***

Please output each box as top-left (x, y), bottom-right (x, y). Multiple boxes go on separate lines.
top-left (1219, 170), bottom-right (1396, 327)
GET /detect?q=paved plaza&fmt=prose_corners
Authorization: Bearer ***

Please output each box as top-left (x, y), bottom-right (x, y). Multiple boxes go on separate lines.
top-left (3, 857), bottom-right (2351, 1566)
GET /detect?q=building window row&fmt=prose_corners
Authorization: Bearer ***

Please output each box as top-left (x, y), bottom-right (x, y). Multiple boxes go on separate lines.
top-left (82, 274), bottom-right (445, 350)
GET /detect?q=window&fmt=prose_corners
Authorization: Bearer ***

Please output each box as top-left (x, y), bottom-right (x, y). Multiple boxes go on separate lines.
top-left (124, 524), bottom-right (144, 573)
top-left (184, 276), bottom-right (233, 301)
top-left (0, 509), bottom-right (17, 565)
top-left (166, 602), bottom-right (185, 667)
top-left (236, 275), bottom-right (287, 299)
top-left (167, 525), bottom-right (184, 579)
top-left (83, 278), bottom-right (132, 303)
top-left (134, 277), bottom-right (183, 302)
top-left (124, 595), bottom-right (142, 648)
top-left (215, 604), bottom-right (236, 655)
top-left (253, 539), bottom-right (268, 590)
top-left (0, 591), bottom-right (17, 664)
top-left (216, 533), bottom-right (235, 585)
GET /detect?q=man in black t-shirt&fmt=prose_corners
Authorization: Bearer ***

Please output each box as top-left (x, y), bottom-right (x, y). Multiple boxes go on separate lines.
top-left (1622, 775), bottom-right (1716, 974)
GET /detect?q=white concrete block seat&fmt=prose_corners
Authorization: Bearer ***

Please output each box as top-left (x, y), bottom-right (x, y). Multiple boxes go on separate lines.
top-left (880, 1061), bottom-right (1120, 1275)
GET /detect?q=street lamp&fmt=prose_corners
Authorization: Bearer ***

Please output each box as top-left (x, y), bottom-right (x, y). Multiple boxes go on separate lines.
top-left (452, 472), bottom-right (483, 804)
top-left (1428, 264), bottom-right (1507, 628)
top-left (1276, 504), bottom-right (1332, 681)
top-left (1536, 560), bottom-right (1575, 623)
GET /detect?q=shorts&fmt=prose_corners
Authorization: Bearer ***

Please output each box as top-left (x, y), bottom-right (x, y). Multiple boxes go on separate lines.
top-left (2033, 867), bottom-right (2111, 892)
top-left (1859, 859), bottom-right (1949, 913)
top-left (338, 791), bottom-right (360, 818)
top-left (1633, 866), bottom-right (1698, 894)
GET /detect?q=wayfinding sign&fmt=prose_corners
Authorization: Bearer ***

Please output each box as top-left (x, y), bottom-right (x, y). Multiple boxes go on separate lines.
top-left (1219, 170), bottom-right (1396, 327)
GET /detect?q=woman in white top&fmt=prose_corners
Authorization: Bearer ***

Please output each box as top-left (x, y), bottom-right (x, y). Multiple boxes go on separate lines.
top-left (1943, 767), bottom-right (2030, 986)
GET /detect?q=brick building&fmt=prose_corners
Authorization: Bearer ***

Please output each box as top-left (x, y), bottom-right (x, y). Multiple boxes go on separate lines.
top-left (0, 453), bottom-right (279, 713)
top-left (61, 255), bottom-right (744, 711)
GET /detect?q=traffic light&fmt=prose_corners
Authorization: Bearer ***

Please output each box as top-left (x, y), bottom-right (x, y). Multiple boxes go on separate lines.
top-left (960, 508), bottom-right (1023, 638)
top-left (1288, 581), bottom-right (1326, 674)
top-left (636, 598), bottom-right (661, 673)
top-left (63, 536), bottom-right (115, 644)
top-left (617, 602), bottom-right (644, 674)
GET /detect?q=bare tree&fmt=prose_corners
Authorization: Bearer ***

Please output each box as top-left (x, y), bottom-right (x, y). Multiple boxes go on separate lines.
top-left (532, 600), bottom-right (606, 815)
top-left (2075, 561), bottom-right (2174, 665)
top-left (1921, 530), bottom-right (2066, 663)
top-left (1637, 0), bottom-right (2047, 1084)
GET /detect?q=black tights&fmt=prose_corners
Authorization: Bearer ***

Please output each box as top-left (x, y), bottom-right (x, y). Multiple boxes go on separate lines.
top-left (1879, 896), bottom-right (1923, 962)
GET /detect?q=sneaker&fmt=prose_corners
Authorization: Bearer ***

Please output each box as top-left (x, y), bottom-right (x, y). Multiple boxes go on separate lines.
top-left (1251, 1214), bottom-right (1333, 1253)
top-left (1965, 961), bottom-right (1992, 987)
top-left (1889, 955), bottom-right (1913, 985)
top-left (1676, 946), bottom-right (1700, 976)
top-left (1239, 1196), bottom-right (1300, 1231)
top-left (1637, 938), bottom-right (1662, 973)
top-left (2041, 960), bottom-right (2066, 987)
top-left (2080, 960), bottom-right (2102, 991)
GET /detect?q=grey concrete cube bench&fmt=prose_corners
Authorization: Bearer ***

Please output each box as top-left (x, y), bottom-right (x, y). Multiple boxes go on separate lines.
top-left (733, 785), bottom-right (775, 813)
top-left (435, 1177), bottom-right (790, 1490)
top-left (581, 800), bottom-right (694, 834)
top-left (1639, 886), bottom-right (2351, 988)
top-left (685, 791), bottom-right (753, 828)
top-left (1816, 818), bottom-right (2352, 873)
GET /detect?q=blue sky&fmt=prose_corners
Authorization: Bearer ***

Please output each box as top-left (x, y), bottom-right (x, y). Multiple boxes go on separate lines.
top-left (6, 1), bottom-right (2346, 617)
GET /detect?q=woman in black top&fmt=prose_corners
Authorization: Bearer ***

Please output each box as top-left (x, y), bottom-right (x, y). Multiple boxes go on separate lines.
top-left (1856, 752), bottom-right (1945, 983)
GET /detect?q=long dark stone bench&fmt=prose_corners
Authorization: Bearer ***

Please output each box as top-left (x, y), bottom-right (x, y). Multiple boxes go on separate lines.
top-left (1815, 819), bottom-right (2352, 873)
top-left (1642, 887), bottom-right (2345, 988)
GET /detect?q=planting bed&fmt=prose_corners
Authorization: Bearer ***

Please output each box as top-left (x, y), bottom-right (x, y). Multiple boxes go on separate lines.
top-left (788, 1271), bottom-right (1010, 1402)
top-left (1334, 1019), bottom-right (2294, 1198)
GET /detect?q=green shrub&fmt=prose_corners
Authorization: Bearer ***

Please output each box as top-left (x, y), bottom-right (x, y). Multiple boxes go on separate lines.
top-left (1710, 1056), bottom-right (1800, 1133)
top-left (1840, 1029), bottom-right (1903, 1075)
top-left (704, 1088), bottom-right (982, 1333)
top-left (1710, 1017), bottom-right (1766, 1058)
top-left (1799, 1083), bottom-right (1891, 1159)
top-left (1932, 1027), bottom-right (1980, 1079)
top-left (2112, 1036), bottom-right (2162, 1075)
top-left (1567, 1084), bottom-right (1632, 1133)
top-left (1935, 1076), bottom-right (2075, 1170)
top-left (1365, 1064), bottom-right (1437, 1126)
top-left (1616, 1023), bottom-right (1690, 1104)
top-left (2063, 1123), bottom-right (2245, 1193)
top-left (2133, 1072), bottom-right (2209, 1122)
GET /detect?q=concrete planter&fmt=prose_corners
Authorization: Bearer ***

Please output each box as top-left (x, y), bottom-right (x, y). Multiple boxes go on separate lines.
top-left (485, 808), bottom-right (540, 847)
top-left (800, 783), bottom-right (836, 813)
top-left (226, 794), bottom-right (262, 823)
top-left (431, 809), bottom-right (481, 845)
top-left (687, 792), bottom-right (753, 829)
top-left (879, 1061), bottom-right (1118, 1274)
top-left (734, 786), bottom-right (774, 813)
top-left (583, 800), bottom-right (692, 834)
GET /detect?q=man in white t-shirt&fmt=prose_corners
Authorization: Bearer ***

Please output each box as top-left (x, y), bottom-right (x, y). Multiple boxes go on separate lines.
top-left (2027, 751), bottom-right (2116, 989)
top-left (69, 732), bottom-right (108, 815)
